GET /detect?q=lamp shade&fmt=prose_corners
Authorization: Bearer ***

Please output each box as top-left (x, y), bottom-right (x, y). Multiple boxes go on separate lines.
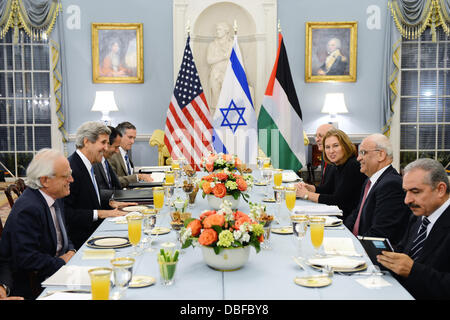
top-left (321, 93), bottom-right (348, 114)
top-left (91, 91), bottom-right (119, 113)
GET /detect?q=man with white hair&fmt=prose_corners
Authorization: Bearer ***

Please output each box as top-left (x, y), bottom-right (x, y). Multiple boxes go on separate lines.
top-left (64, 121), bottom-right (128, 250)
top-left (0, 148), bottom-right (76, 299)
top-left (344, 133), bottom-right (411, 245)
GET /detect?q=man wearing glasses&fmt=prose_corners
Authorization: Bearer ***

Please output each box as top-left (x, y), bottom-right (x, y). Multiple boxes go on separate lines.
top-left (0, 149), bottom-right (76, 299)
top-left (344, 133), bottom-right (410, 245)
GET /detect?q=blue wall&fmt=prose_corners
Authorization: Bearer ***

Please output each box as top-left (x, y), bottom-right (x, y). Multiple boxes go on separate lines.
top-left (61, 0), bottom-right (388, 165)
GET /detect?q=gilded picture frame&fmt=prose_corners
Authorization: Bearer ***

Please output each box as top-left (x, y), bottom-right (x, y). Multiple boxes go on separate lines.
top-left (92, 23), bottom-right (144, 83)
top-left (305, 21), bottom-right (357, 83)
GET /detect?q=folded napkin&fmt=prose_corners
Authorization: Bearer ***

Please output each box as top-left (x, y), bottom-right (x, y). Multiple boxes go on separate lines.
top-left (152, 172), bottom-right (165, 183)
top-left (324, 216), bottom-right (343, 226)
top-left (323, 237), bottom-right (360, 257)
top-left (356, 277), bottom-right (392, 289)
top-left (294, 205), bottom-right (343, 216)
top-left (38, 291), bottom-right (91, 300)
top-left (41, 265), bottom-right (97, 287)
top-left (82, 249), bottom-right (116, 260)
top-left (108, 212), bottom-right (134, 224)
top-left (308, 256), bottom-right (365, 269)
top-left (282, 171), bottom-right (300, 182)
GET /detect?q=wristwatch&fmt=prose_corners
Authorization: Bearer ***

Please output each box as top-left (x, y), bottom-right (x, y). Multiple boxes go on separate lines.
top-left (303, 194), bottom-right (309, 200)
top-left (1, 283), bottom-right (10, 297)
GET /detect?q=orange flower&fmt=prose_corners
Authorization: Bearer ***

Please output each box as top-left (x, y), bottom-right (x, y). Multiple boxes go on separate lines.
top-left (186, 219), bottom-right (202, 237)
top-left (215, 172), bottom-right (228, 181)
top-left (202, 174), bottom-right (214, 182)
top-left (212, 183), bottom-right (227, 198)
top-left (234, 215), bottom-right (252, 230)
top-left (200, 210), bottom-right (216, 221)
top-left (205, 162), bottom-right (214, 172)
top-left (223, 154), bottom-right (233, 162)
top-left (202, 181), bottom-right (212, 194)
top-left (258, 234), bottom-right (264, 243)
top-left (236, 178), bottom-right (247, 191)
top-left (233, 210), bottom-right (248, 220)
top-left (203, 214), bottom-right (225, 229)
top-left (234, 157), bottom-right (242, 167)
top-left (198, 228), bottom-right (218, 246)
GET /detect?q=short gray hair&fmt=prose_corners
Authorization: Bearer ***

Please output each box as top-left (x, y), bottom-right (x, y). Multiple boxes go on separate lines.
top-left (25, 148), bottom-right (65, 189)
top-left (116, 121), bottom-right (136, 136)
top-left (404, 158), bottom-right (450, 194)
top-left (368, 133), bottom-right (393, 158)
top-left (75, 121), bottom-right (111, 149)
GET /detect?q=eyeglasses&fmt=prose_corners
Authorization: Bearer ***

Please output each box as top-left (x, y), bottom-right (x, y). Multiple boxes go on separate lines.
top-left (49, 170), bottom-right (73, 180)
top-left (358, 149), bottom-right (380, 156)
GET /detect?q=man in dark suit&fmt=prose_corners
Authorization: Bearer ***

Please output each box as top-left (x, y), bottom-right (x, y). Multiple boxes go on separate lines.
top-left (109, 121), bottom-right (153, 188)
top-left (0, 149), bottom-right (76, 299)
top-left (345, 133), bottom-right (410, 245)
top-left (93, 126), bottom-right (123, 208)
top-left (65, 121), bottom-right (127, 250)
top-left (377, 158), bottom-right (450, 299)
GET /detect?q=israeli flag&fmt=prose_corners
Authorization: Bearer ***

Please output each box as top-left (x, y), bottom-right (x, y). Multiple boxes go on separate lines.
top-left (212, 35), bottom-right (258, 165)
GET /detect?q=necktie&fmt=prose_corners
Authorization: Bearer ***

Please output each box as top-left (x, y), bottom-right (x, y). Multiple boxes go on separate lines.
top-left (53, 202), bottom-right (68, 255)
top-left (409, 217), bottom-right (431, 260)
top-left (104, 160), bottom-right (112, 188)
top-left (352, 179), bottom-right (372, 236)
top-left (90, 166), bottom-right (101, 204)
top-left (124, 154), bottom-right (132, 175)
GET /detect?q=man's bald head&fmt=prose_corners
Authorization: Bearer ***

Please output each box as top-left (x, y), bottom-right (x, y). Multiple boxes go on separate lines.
top-left (315, 123), bottom-right (335, 151)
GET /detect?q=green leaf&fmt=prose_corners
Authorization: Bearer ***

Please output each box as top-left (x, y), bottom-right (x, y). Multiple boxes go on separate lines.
top-left (182, 238), bottom-right (192, 249)
top-left (213, 246), bottom-right (223, 255)
top-left (211, 225), bottom-right (222, 235)
top-left (183, 217), bottom-right (195, 227)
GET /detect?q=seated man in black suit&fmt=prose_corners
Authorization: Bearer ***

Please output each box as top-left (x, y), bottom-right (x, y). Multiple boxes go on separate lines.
top-left (65, 121), bottom-right (129, 250)
top-left (0, 148), bottom-right (76, 299)
top-left (93, 126), bottom-right (124, 208)
top-left (377, 158), bottom-right (450, 299)
top-left (345, 133), bottom-right (410, 245)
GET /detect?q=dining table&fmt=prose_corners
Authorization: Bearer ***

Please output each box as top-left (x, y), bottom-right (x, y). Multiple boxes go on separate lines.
top-left (38, 169), bottom-right (414, 303)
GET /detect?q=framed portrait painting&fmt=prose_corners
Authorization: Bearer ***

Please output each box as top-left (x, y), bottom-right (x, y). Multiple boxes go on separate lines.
top-left (305, 21), bottom-right (357, 83)
top-left (92, 23), bottom-right (144, 83)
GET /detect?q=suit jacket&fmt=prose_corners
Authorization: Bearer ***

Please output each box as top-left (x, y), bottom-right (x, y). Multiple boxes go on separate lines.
top-left (318, 158), bottom-right (336, 191)
top-left (0, 188), bottom-right (74, 299)
top-left (64, 151), bottom-right (105, 250)
top-left (93, 159), bottom-right (122, 208)
top-left (108, 151), bottom-right (139, 188)
top-left (395, 203), bottom-right (450, 300)
top-left (0, 256), bottom-right (13, 293)
top-left (344, 165), bottom-right (411, 245)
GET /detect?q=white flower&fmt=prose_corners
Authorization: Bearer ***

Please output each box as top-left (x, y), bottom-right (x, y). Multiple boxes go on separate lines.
top-left (180, 227), bottom-right (192, 244)
top-left (233, 230), bottom-right (242, 241)
top-left (242, 232), bottom-right (250, 243)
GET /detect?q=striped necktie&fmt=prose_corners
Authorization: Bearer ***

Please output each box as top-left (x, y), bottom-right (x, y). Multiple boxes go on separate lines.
top-left (104, 160), bottom-right (112, 188)
top-left (53, 201), bottom-right (68, 255)
top-left (352, 179), bottom-right (372, 236)
top-left (90, 166), bottom-right (101, 204)
top-left (124, 154), bottom-right (132, 175)
top-left (409, 217), bottom-right (431, 260)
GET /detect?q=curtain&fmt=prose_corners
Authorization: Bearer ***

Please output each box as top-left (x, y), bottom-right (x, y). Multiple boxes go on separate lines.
top-left (0, 0), bottom-right (67, 149)
top-left (382, 0), bottom-right (450, 134)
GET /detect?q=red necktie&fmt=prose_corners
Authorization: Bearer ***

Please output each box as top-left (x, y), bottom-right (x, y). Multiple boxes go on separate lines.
top-left (352, 180), bottom-right (372, 236)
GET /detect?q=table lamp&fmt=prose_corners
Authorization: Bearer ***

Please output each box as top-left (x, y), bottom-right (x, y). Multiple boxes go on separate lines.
top-left (91, 91), bottom-right (119, 125)
top-left (321, 93), bottom-right (348, 128)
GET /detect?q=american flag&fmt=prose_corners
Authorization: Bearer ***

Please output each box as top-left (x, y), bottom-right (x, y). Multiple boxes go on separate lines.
top-left (164, 36), bottom-right (214, 171)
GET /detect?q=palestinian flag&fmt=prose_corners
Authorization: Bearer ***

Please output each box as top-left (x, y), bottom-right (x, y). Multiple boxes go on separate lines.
top-left (257, 32), bottom-right (305, 171)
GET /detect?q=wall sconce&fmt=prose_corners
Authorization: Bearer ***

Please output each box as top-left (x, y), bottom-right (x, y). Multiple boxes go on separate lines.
top-left (91, 91), bottom-right (119, 125)
top-left (321, 93), bottom-right (348, 128)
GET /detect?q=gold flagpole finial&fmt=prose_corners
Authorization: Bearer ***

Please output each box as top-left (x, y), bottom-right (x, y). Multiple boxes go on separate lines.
top-left (233, 20), bottom-right (238, 35)
top-left (186, 19), bottom-right (191, 37)
top-left (278, 20), bottom-right (282, 33)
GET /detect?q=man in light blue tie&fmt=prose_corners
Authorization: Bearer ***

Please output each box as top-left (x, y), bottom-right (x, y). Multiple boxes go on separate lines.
top-left (64, 121), bottom-right (132, 250)
top-left (109, 121), bottom-right (153, 188)
top-left (377, 158), bottom-right (450, 299)
top-left (0, 149), bottom-right (76, 299)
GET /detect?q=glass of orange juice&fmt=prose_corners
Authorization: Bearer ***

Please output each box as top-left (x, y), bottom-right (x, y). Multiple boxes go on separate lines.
top-left (273, 169), bottom-right (283, 187)
top-left (309, 217), bottom-right (325, 257)
top-left (285, 187), bottom-right (296, 212)
top-left (263, 157), bottom-right (271, 168)
top-left (153, 187), bottom-right (165, 211)
top-left (88, 267), bottom-right (112, 300)
top-left (126, 213), bottom-right (143, 256)
top-left (165, 171), bottom-right (175, 184)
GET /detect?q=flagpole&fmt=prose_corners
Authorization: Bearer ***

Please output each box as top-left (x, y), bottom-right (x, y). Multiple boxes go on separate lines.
top-left (278, 19), bottom-right (282, 33)
top-left (186, 19), bottom-right (190, 37)
top-left (233, 20), bottom-right (237, 35)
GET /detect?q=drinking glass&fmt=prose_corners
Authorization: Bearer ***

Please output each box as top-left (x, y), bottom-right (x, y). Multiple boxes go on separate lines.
top-left (291, 215), bottom-right (308, 257)
top-left (273, 169), bottom-right (283, 187)
top-left (163, 182), bottom-right (175, 207)
top-left (263, 157), bottom-right (271, 168)
top-left (309, 217), bottom-right (325, 257)
top-left (273, 186), bottom-right (284, 218)
top-left (368, 264), bottom-right (382, 286)
top-left (141, 209), bottom-right (157, 252)
top-left (110, 257), bottom-right (135, 300)
top-left (165, 171), bottom-right (175, 185)
top-left (256, 156), bottom-right (267, 182)
top-left (88, 267), bottom-right (112, 300)
top-left (262, 168), bottom-right (273, 197)
top-left (126, 214), bottom-right (143, 256)
top-left (153, 187), bottom-right (165, 212)
top-left (285, 187), bottom-right (296, 212)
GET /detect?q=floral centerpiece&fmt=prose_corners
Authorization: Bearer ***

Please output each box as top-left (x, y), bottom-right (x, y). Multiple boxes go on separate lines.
top-left (201, 152), bottom-right (243, 173)
top-left (199, 170), bottom-right (251, 203)
top-left (180, 200), bottom-right (264, 256)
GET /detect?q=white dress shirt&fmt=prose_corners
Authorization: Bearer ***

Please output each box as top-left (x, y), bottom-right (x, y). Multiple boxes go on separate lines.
top-left (120, 147), bottom-right (133, 175)
top-left (423, 197), bottom-right (450, 237)
top-left (366, 164), bottom-right (391, 195)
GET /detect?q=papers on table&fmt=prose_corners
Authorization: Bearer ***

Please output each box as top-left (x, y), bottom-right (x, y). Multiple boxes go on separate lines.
top-left (356, 277), bottom-right (392, 289)
top-left (323, 237), bottom-right (360, 257)
top-left (150, 172), bottom-right (165, 183)
top-left (41, 265), bottom-right (97, 287)
top-left (82, 249), bottom-right (116, 260)
top-left (293, 205), bottom-right (343, 216)
top-left (38, 291), bottom-right (91, 300)
top-left (282, 171), bottom-right (300, 182)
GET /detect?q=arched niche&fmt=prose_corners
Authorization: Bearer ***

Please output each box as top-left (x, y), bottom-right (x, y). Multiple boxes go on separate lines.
top-left (173, 0), bottom-right (277, 116)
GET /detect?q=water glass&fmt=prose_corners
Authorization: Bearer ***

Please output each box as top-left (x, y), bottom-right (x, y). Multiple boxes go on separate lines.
top-left (262, 168), bottom-right (273, 197)
top-left (88, 267), bottom-right (112, 300)
top-left (110, 257), bottom-right (135, 300)
top-left (163, 182), bottom-right (175, 207)
top-left (292, 215), bottom-right (308, 257)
